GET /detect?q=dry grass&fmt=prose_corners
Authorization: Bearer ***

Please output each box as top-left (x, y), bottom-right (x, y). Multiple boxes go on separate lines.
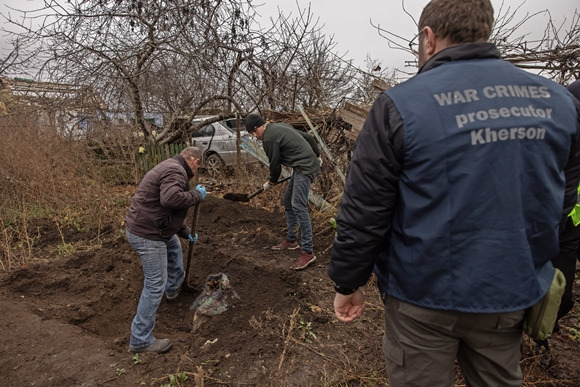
top-left (0, 108), bottom-right (131, 269)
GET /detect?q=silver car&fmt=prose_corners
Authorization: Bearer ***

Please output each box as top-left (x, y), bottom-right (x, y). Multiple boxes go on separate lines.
top-left (191, 118), bottom-right (257, 177)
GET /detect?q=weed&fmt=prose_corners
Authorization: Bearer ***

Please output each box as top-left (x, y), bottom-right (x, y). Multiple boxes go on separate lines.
top-left (61, 207), bottom-right (85, 232)
top-left (131, 353), bottom-right (142, 366)
top-left (0, 221), bottom-right (16, 270)
top-left (114, 197), bottom-right (130, 207)
top-left (297, 315), bottom-right (317, 343)
top-left (329, 217), bottom-right (337, 235)
top-left (56, 243), bottom-right (75, 256)
top-left (567, 326), bottom-right (580, 341)
top-left (161, 372), bottom-right (188, 387)
top-left (0, 110), bottom-right (125, 270)
top-left (200, 359), bottom-right (219, 366)
top-left (109, 363), bottom-right (126, 376)
top-left (0, 208), bottom-right (40, 269)
top-left (54, 218), bottom-right (76, 257)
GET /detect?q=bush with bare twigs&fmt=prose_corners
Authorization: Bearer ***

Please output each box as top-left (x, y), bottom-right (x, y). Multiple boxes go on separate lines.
top-left (0, 108), bottom-right (129, 269)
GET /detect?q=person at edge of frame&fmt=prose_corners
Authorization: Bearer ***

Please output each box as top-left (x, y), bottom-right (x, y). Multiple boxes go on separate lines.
top-left (534, 78), bottom-right (580, 365)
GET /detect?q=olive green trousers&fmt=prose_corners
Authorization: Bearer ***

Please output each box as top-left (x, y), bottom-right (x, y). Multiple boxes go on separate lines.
top-left (383, 296), bottom-right (525, 387)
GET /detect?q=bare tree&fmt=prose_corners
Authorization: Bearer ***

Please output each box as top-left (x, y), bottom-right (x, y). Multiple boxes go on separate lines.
top-left (493, 8), bottom-right (580, 84)
top-left (0, 40), bottom-right (21, 75)
top-left (2, 0), bottom-right (369, 146)
top-left (370, 1), bottom-right (579, 84)
top-left (216, 4), bottom-right (355, 112)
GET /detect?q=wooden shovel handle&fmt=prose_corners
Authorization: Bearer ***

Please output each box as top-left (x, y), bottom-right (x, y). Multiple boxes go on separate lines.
top-left (185, 202), bottom-right (201, 287)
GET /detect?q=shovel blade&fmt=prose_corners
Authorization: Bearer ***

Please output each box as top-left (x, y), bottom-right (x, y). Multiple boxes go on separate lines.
top-left (223, 193), bottom-right (250, 202)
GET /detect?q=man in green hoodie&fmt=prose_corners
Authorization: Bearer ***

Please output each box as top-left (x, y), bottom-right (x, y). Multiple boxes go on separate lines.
top-left (246, 113), bottom-right (320, 270)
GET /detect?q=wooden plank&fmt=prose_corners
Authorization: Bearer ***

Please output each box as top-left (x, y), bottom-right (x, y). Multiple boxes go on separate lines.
top-left (344, 130), bottom-right (359, 141)
top-left (299, 107), bottom-right (346, 184)
top-left (372, 79), bottom-right (392, 92)
top-left (137, 142), bottom-right (187, 176)
top-left (339, 104), bottom-right (369, 132)
top-left (344, 102), bottom-right (370, 116)
top-left (340, 110), bottom-right (366, 133)
top-left (338, 103), bottom-right (373, 141)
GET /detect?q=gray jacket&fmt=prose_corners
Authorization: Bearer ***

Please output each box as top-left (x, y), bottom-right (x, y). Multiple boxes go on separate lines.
top-left (125, 154), bottom-right (202, 242)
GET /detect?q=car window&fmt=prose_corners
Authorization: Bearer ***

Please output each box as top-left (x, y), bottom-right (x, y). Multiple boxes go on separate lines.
top-left (193, 124), bottom-right (215, 137)
top-left (192, 125), bottom-right (204, 138)
top-left (223, 119), bottom-right (240, 130)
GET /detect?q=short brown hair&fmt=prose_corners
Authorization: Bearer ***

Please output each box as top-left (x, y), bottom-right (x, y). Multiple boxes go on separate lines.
top-left (181, 146), bottom-right (202, 161)
top-left (419, 0), bottom-right (494, 44)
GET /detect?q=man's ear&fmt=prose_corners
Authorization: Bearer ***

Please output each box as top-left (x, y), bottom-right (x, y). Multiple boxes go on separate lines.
top-left (423, 26), bottom-right (437, 57)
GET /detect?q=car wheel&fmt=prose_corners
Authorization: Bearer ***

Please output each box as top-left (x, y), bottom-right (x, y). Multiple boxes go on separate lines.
top-left (204, 154), bottom-right (225, 177)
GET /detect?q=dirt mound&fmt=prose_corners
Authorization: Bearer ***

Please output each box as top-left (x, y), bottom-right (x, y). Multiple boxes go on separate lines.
top-left (1, 194), bottom-right (579, 386)
top-left (0, 195), bottom-right (356, 386)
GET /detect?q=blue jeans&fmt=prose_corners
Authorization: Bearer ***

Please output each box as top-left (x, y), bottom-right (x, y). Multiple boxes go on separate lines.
top-left (283, 171), bottom-right (317, 253)
top-left (126, 230), bottom-right (184, 349)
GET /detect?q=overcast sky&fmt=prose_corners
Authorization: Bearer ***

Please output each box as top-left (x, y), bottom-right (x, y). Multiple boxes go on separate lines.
top-left (1, 0), bottom-right (577, 75)
top-left (258, 0), bottom-right (578, 72)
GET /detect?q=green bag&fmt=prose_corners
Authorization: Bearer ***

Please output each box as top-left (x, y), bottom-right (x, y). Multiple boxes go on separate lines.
top-left (523, 268), bottom-right (566, 341)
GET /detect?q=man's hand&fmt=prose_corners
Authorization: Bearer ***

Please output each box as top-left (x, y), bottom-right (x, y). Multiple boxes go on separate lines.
top-left (318, 156), bottom-right (323, 167)
top-left (333, 288), bottom-right (366, 322)
top-left (195, 184), bottom-right (207, 200)
top-left (187, 233), bottom-right (198, 244)
top-left (262, 181), bottom-right (272, 192)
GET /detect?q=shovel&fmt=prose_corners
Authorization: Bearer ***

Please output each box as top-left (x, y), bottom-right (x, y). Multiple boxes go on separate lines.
top-left (184, 202), bottom-right (201, 291)
top-left (224, 175), bottom-right (292, 202)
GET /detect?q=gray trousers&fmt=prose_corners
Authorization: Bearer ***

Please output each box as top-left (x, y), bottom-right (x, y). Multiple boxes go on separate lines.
top-left (382, 296), bottom-right (525, 387)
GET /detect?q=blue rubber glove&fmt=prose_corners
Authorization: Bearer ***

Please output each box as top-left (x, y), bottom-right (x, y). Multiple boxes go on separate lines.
top-left (195, 184), bottom-right (207, 200)
top-left (188, 233), bottom-right (198, 244)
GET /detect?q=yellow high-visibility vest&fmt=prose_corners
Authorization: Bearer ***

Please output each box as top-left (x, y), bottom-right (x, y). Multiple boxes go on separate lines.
top-left (569, 183), bottom-right (580, 226)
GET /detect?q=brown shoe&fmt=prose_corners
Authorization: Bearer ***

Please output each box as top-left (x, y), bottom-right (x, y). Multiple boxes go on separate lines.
top-left (291, 250), bottom-right (316, 270)
top-left (271, 239), bottom-right (300, 250)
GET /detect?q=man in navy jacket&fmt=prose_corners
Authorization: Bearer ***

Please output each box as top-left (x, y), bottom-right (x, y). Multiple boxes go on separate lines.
top-left (328, 0), bottom-right (580, 385)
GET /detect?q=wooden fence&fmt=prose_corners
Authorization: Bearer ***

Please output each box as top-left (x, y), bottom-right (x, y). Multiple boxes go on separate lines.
top-left (138, 142), bottom-right (188, 174)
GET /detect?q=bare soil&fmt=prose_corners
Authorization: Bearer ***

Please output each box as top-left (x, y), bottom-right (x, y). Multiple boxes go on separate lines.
top-left (1, 189), bottom-right (580, 386)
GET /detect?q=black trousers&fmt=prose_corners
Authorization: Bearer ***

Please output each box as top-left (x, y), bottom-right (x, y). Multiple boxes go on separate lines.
top-left (553, 217), bottom-right (580, 323)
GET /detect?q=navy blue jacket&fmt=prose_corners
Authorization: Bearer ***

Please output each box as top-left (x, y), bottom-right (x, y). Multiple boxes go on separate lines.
top-left (329, 43), bottom-right (580, 313)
